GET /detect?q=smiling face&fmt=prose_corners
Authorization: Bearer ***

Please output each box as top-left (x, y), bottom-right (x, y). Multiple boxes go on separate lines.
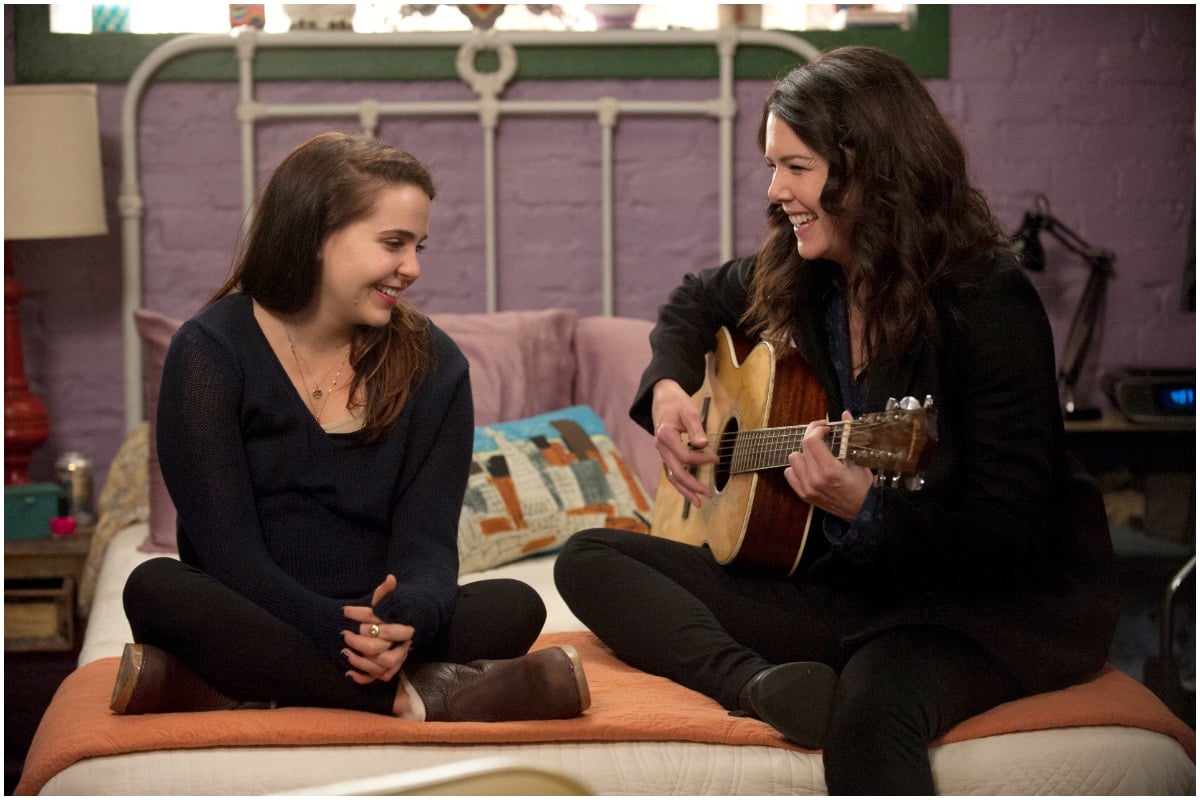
top-left (315, 182), bottom-right (431, 330)
top-left (763, 113), bottom-right (849, 266)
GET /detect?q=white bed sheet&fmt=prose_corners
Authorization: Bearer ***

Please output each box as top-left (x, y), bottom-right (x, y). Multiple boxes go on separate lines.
top-left (62, 524), bottom-right (1195, 796)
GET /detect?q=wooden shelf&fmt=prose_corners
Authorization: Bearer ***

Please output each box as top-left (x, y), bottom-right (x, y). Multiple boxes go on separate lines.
top-left (4, 528), bottom-right (92, 653)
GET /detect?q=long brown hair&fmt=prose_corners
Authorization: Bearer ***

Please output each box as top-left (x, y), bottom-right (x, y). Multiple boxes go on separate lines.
top-left (211, 132), bottom-right (437, 442)
top-left (745, 46), bottom-right (1006, 365)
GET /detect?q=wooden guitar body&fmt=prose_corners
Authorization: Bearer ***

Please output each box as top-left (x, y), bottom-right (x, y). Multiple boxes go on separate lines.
top-left (650, 328), bottom-right (828, 576)
top-left (649, 327), bottom-right (933, 577)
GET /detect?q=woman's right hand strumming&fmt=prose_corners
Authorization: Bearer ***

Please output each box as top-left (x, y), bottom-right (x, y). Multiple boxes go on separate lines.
top-left (651, 379), bottom-right (719, 508)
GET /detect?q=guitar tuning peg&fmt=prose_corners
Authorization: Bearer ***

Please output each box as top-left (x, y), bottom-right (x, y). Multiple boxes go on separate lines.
top-left (899, 396), bottom-right (921, 410)
top-left (923, 395), bottom-right (934, 409)
top-left (885, 397), bottom-right (899, 411)
top-left (905, 474), bottom-right (925, 492)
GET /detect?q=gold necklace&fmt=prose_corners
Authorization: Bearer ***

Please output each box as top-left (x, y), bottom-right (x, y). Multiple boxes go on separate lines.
top-left (284, 325), bottom-right (349, 423)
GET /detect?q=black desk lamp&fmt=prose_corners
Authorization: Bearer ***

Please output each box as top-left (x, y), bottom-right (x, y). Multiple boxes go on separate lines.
top-left (1013, 194), bottom-right (1116, 421)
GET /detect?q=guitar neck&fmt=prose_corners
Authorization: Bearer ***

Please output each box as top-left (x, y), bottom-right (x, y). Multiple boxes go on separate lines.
top-left (727, 423), bottom-right (850, 474)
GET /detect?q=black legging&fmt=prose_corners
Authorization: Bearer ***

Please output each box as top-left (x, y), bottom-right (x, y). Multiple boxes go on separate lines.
top-left (554, 528), bottom-right (1023, 795)
top-left (123, 557), bottom-right (547, 716)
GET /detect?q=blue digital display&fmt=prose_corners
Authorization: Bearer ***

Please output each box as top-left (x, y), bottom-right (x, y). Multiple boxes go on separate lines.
top-left (1154, 384), bottom-right (1195, 414)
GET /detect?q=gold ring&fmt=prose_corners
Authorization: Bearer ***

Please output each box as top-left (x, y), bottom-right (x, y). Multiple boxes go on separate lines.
top-left (368, 623), bottom-right (381, 638)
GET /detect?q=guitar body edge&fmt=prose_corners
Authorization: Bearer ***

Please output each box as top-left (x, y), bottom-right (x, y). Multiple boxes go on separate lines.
top-left (649, 328), bottom-right (827, 577)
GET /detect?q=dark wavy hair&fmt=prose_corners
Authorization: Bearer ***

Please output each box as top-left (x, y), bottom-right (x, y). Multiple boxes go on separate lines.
top-left (211, 132), bottom-right (437, 442)
top-left (745, 46), bottom-right (1006, 365)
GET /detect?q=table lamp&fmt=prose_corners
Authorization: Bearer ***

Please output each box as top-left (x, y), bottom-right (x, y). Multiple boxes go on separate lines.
top-left (1012, 193), bottom-right (1116, 421)
top-left (4, 84), bottom-right (108, 484)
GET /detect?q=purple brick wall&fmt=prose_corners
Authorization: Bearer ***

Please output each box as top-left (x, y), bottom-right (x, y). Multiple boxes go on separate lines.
top-left (6, 5), bottom-right (1195, 489)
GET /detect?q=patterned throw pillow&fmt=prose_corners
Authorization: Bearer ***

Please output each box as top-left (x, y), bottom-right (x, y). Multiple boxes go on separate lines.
top-left (458, 405), bottom-right (653, 574)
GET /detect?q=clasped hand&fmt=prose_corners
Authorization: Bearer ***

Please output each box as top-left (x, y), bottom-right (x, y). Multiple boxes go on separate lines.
top-left (341, 574), bottom-right (414, 685)
top-left (653, 381), bottom-right (872, 521)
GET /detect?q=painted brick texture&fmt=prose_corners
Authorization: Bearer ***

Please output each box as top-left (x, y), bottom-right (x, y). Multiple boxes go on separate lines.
top-left (6, 5), bottom-right (1195, 489)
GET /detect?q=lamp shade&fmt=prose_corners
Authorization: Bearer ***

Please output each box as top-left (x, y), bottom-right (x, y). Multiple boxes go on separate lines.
top-left (4, 84), bottom-right (108, 240)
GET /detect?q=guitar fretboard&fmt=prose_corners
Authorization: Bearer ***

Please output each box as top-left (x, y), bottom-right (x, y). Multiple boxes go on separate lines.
top-left (727, 423), bottom-right (850, 474)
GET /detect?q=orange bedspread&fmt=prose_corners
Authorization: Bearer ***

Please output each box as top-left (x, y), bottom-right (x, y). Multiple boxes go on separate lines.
top-left (16, 631), bottom-right (1195, 795)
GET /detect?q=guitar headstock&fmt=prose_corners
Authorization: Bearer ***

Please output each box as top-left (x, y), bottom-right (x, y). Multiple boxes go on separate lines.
top-left (843, 396), bottom-right (936, 488)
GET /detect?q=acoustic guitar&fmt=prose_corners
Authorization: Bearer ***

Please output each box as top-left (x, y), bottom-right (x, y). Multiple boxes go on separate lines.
top-left (649, 327), bottom-right (935, 576)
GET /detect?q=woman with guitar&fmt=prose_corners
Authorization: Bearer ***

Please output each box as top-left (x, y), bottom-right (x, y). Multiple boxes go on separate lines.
top-left (555, 46), bottom-right (1117, 794)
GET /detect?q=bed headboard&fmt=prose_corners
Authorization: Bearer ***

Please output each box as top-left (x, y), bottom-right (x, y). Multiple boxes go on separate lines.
top-left (119, 27), bottom-right (820, 431)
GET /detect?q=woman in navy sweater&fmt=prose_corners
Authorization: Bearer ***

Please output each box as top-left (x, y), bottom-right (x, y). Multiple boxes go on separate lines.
top-left (114, 132), bottom-right (589, 722)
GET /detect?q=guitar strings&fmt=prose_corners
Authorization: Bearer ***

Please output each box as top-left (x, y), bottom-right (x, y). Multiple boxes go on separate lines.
top-left (684, 419), bottom-right (921, 474)
top-left (693, 418), bottom-right (908, 458)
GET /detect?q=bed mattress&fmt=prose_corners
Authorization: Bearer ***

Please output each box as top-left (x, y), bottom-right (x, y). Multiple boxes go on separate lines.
top-left (35, 726), bottom-right (1196, 796)
top-left (34, 523), bottom-right (1190, 796)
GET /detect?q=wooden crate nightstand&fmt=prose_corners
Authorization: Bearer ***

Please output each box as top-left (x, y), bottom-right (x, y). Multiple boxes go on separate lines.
top-left (4, 527), bottom-right (92, 652)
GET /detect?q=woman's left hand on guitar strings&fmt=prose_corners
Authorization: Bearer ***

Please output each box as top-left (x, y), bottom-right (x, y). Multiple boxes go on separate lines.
top-left (784, 411), bottom-right (875, 523)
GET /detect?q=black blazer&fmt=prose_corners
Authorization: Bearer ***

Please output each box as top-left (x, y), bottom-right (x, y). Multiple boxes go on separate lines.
top-left (631, 254), bottom-right (1118, 693)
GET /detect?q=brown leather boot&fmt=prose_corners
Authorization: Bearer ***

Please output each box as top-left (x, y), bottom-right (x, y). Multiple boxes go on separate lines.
top-left (406, 645), bottom-right (590, 722)
top-left (110, 643), bottom-right (272, 715)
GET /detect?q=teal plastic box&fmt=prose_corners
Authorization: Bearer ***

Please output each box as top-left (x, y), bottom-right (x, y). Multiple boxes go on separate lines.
top-left (5, 482), bottom-right (62, 540)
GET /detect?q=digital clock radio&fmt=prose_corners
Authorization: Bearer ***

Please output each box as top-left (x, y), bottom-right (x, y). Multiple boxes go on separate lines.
top-left (1102, 369), bottom-right (1195, 425)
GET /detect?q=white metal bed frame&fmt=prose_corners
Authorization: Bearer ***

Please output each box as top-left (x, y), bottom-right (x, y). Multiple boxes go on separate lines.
top-left (119, 27), bottom-right (820, 431)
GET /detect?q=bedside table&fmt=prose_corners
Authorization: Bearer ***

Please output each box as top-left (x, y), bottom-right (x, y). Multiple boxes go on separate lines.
top-left (4, 527), bottom-right (93, 652)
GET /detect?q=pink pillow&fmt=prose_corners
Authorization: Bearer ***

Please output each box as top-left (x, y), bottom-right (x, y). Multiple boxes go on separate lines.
top-left (133, 308), bottom-right (184, 552)
top-left (430, 309), bottom-right (578, 426)
top-left (574, 316), bottom-right (660, 496)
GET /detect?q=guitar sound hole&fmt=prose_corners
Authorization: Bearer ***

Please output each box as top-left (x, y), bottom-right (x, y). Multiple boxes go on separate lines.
top-left (713, 418), bottom-right (737, 492)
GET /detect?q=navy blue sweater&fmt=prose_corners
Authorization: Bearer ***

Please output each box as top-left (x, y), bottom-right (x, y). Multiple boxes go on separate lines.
top-left (156, 294), bottom-right (474, 662)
